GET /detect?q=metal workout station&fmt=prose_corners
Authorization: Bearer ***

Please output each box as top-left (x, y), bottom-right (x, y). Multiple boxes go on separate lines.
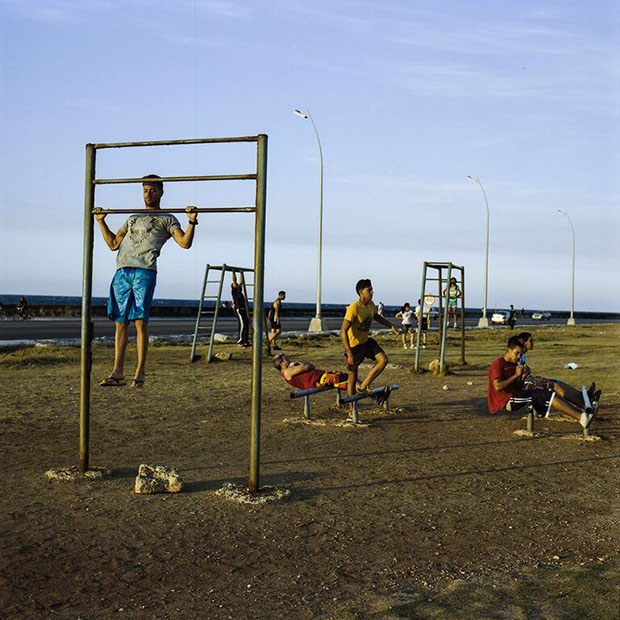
top-left (414, 261), bottom-right (466, 374)
top-left (80, 135), bottom-right (267, 493)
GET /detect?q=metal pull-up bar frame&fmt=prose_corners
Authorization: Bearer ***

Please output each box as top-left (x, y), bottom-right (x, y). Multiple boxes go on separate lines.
top-left (81, 135), bottom-right (267, 493)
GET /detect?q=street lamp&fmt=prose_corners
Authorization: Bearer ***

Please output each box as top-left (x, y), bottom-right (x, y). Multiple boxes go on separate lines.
top-left (557, 209), bottom-right (576, 325)
top-left (467, 175), bottom-right (490, 327)
top-left (293, 108), bottom-right (327, 332)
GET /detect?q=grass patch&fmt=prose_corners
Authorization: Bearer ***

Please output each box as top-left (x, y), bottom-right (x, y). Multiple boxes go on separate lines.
top-left (363, 559), bottom-right (620, 619)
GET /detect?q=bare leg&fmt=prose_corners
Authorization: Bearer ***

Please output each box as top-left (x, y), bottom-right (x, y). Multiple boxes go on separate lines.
top-left (134, 319), bottom-right (149, 381)
top-left (269, 328), bottom-right (281, 347)
top-left (555, 382), bottom-right (585, 408)
top-left (111, 321), bottom-right (128, 380)
top-left (401, 332), bottom-right (406, 347)
top-left (359, 352), bottom-right (388, 390)
top-left (551, 394), bottom-right (583, 422)
top-left (347, 367), bottom-right (358, 416)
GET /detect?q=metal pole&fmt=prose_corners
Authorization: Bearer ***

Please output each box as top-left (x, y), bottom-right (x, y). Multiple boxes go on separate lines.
top-left (249, 134), bottom-right (267, 493)
top-left (437, 266), bottom-right (443, 343)
top-left (79, 144), bottom-right (96, 473)
top-left (440, 264), bottom-right (452, 374)
top-left (206, 264), bottom-right (227, 363)
top-left (480, 181), bottom-right (490, 326)
top-left (308, 112), bottom-right (323, 329)
top-left (414, 262), bottom-right (427, 371)
top-left (558, 210), bottom-right (576, 325)
top-left (190, 264), bottom-right (209, 362)
top-left (460, 267), bottom-right (466, 364)
top-left (294, 110), bottom-right (326, 332)
top-left (468, 176), bottom-right (490, 327)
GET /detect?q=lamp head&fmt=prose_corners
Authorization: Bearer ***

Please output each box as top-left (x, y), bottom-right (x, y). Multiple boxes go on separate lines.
top-left (466, 175), bottom-right (478, 183)
top-left (293, 109), bottom-right (308, 119)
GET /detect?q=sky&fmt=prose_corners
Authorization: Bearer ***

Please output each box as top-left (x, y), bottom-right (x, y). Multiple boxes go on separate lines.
top-left (1, 0), bottom-right (619, 312)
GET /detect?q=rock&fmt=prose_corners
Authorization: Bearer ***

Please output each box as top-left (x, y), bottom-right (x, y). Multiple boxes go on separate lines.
top-left (442, 384), bottom-right (449, 390)
top-left (134, 464), bottom-right (183, 494)
top-left (214, 333), bottom-right (234, 343)
top-left (214, 352), bottom-right (232, 361)
top-left (45, 465), bottom-right (110, 482)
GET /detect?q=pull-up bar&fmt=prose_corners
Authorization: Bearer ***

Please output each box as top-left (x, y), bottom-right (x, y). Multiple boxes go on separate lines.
top-left (92, 136), bottom-right (259, 149)
top-left (93, 207), bottom-right (256, 215)
top-left (94, 174), bottom-right (256, 184)
top-left (80, 134), bottom-right (268, 495)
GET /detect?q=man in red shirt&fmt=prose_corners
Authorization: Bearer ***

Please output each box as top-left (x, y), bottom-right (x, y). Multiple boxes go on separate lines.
top-left (488, 336), bottom-right (595, 429)
top-left (274, 354), bottom-right (347, 391)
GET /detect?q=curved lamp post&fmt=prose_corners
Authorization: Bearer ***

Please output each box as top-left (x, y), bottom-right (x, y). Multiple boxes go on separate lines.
top-left (557, 209), bottom-right (576, 325)
top-left (293, 109), bottom-right (327, 332)
top-left (467, 175), bottom-right (490, 327)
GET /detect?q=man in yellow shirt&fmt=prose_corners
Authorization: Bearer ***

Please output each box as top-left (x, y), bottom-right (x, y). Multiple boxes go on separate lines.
top-left (341, 279), bottom-right (399, 402)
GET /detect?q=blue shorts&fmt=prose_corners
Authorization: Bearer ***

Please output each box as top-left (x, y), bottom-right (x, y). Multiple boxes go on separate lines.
top-left (108, 268), bottom-right (157, 323)
top-left (448, 299), bottom-right (457, 308)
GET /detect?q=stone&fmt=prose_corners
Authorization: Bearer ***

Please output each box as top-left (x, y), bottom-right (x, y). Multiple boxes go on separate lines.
top-left (214, 352), bottom-right (232, 361)
top-left (134, 464), bottom-right (183, 494)
top-left (45, 465), bottom-right (110, 482)
top-left (216, 482), bottom-right (290, 504)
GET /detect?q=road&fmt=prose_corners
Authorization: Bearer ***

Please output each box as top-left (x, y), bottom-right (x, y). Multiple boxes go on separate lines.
top-left (1, 315), bottom-right (614, 342)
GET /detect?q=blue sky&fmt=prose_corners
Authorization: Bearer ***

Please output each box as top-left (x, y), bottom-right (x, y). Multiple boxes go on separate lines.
top-left (1, 0), bottom-right (618, 311)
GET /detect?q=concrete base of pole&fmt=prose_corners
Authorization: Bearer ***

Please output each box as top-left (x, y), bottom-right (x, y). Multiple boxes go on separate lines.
top-left (567, 317), bottom-right (576, 326)
top-left (477, 316), bottom-right (489, 328)
top-left (308, 316), bottom-right (329, 332)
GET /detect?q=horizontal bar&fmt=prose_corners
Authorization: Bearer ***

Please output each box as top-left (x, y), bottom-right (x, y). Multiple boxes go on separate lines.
top-left (341, 384), bottom-right (399, 404)
top-left (92, 136), bottom-right (259, 149)
top-left (93, 207), bottom-right (256, 214)
top-left (290, 385), bottom-right (337, 399)
top-left (94, 174), bottom-right (256, 184)
top-left (207, 265), bottom-right (255, 273)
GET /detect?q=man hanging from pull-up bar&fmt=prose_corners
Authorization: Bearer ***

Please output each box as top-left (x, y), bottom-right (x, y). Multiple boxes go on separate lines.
top-left (94, 174), bottom-right (198, 388)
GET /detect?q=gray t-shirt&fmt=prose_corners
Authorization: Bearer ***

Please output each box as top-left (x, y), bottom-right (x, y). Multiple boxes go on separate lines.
top-left (116, 213), bottom-right (181, 272)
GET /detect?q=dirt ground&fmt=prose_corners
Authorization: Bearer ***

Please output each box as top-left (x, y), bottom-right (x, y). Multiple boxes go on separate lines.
top-left (0, 325), bottom-right (619, 619)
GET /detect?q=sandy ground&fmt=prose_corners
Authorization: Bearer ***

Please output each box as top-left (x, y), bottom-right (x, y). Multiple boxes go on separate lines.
top-left (0, 325), bottom-right (618, 619)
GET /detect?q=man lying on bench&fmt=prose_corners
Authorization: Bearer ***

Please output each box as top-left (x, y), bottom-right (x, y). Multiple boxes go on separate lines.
top-left (488, 336), bottom-right (596, 429)
top-left (517, 332), bottom-right (601, 412)
top-left (274, 353), bottom-right (348, 391)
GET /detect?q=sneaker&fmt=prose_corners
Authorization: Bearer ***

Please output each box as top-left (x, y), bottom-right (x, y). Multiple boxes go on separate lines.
top-left (422, 344), bottom-right (426, 349)
top-left (403, 344), bottom-right (408, 349)
top-left (587, 382), bottom-right (596, 401)
top-left (585, 408), bottom-right (597, 429)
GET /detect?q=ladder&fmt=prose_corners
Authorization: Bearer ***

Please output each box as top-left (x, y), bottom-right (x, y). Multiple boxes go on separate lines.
top-left (190, 264), bottom-right (254, 362)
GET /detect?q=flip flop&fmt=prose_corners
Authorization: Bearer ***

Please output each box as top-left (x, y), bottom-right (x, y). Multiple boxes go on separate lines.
top-left (99, 376), bottom-right (126, 387)
top-left (130, 379), bottom-right (145, 389)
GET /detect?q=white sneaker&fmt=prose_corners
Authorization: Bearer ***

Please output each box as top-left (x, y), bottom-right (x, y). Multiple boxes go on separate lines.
top-left (403, 344), bottom-right (408, 349)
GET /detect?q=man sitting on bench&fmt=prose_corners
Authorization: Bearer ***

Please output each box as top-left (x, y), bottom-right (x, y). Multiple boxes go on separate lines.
top-left (274, 353), bottom-right (347, 391)
top-left (488, 336), bottom-right (596, 429)
top-left (517, 332), bottom-right (600, 411)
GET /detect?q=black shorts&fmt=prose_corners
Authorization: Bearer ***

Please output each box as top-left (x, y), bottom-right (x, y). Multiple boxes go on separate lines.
top-left (270, 320), bottom-right (281, 330)
top-left (402, 324), bottom-right (412, 334)
top-left (507, 387), bottom-right (554, 416)
top-left (346, 338), bottom-right (384, 370)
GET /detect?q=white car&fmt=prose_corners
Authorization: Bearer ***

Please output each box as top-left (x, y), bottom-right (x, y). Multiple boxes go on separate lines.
top-left (532, 311), bottom-right (551, 320)
top-left (491, 312), bottom-right (508, 324)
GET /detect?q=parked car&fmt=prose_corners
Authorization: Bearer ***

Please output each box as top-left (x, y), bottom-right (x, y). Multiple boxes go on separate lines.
top-left (532, 311), bottom-right (551, 320)
top-left (491, 311), bottom-right (508, 324)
